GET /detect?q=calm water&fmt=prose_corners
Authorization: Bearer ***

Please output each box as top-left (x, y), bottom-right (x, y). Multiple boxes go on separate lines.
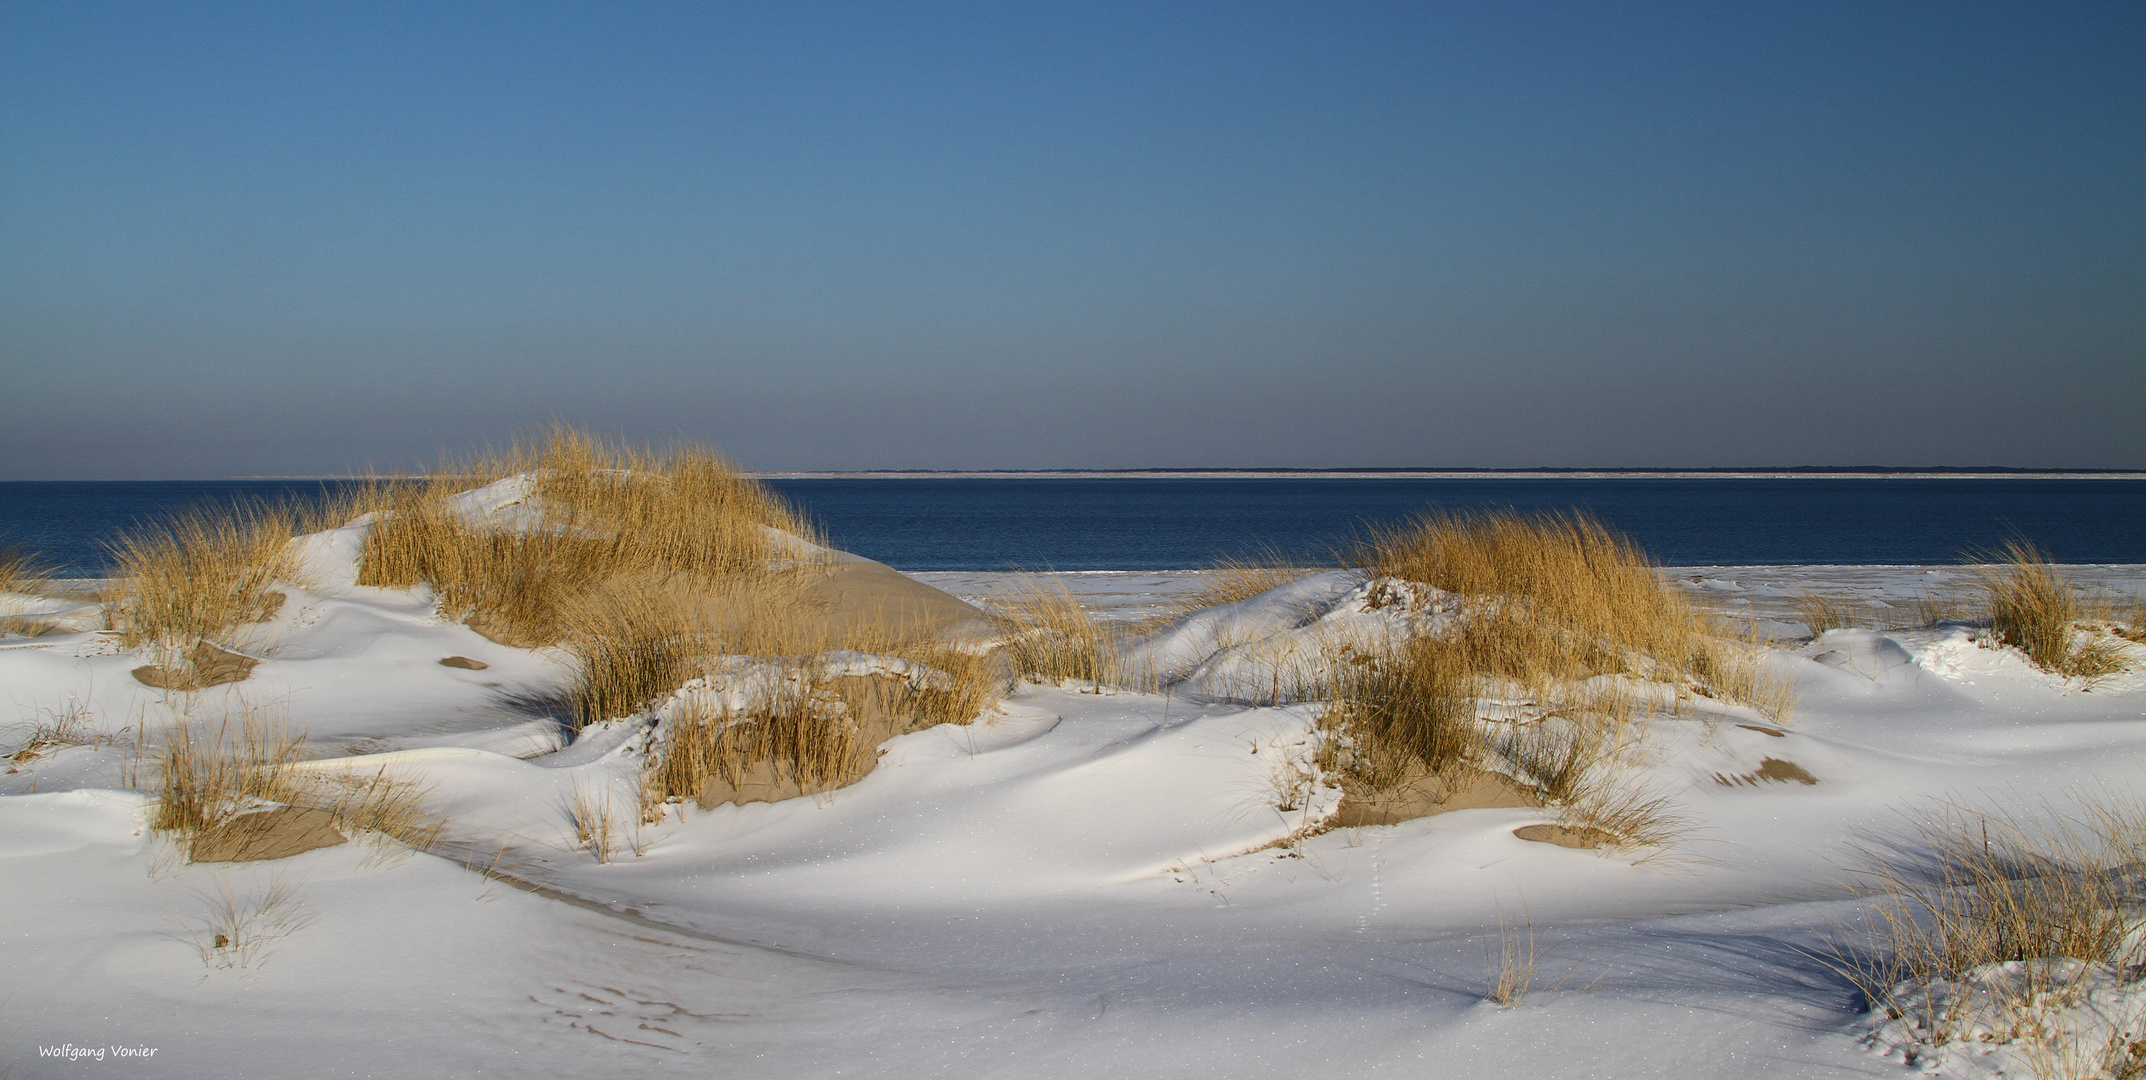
top-left (1, 478), bottom-right (2141, 576)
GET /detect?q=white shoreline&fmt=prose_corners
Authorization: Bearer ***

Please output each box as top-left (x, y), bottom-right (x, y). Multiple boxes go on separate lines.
top-left (913, 564), bottom-right (2146, 628)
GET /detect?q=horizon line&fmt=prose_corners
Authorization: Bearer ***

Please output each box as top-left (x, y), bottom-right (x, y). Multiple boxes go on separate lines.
top-left (751, 465), bottom-right (2146, 479)
top-left (49, 464), bottom-right (2146, 481)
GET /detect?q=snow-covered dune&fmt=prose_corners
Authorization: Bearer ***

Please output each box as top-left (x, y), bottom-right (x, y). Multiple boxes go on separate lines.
top-left (4, 550), bottom-right (2143, 1078)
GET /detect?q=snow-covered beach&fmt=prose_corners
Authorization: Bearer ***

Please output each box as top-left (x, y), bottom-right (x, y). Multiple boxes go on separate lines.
top-left (5, 472), bottom-right (2145, 1080)
top-left (10, 0), bottom-right (2142, 1072)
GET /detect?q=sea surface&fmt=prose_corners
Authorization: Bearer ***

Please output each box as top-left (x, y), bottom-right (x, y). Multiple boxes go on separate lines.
top-left (3, 477), bottom-right (2142, 576)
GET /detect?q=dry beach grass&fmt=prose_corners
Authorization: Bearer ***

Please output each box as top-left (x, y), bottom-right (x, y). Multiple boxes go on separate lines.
top-left (106, 503), bottom-right (299, 683)
top-left (1355, 510), bottom-right (1785, 708)
top-left (83, 432), bottom-right (2132, 874)
top-left (184, 871), bottom-right (315, 969)
top-left (636, 633), bottom-right (1006, 814)
top-left (1780, 543), bottom-right (2135, 687)
top-left (92, 426), bottom-right (1020, 830)
top-left (353, 430), bottom-right (1019, 811)
top-left (1828, 791), bottom-right (2146, 1077)
top-left (1794, 590), bottom-right (1875, 636)
top-left (356, 426), bottom-right (819, 649)
top-left (1127, 550), bottom-right (1313, 636)
top-left (1310, 511), bottom-right (1795, 848)
top-left (351, 429), bottom-right (1016, 814)
top-left (0, 545), bottom-right (64, 637)
top-left (154, 702), bottom-right (441, 862)
top-left (939, 511), bottom-right (1798, 848)
top-left (1979, 541), bottom-right (2134, 682)
top-left (992, 580), bottom-right (1124, 687)
top-left (0, 545), bottom-right (51, 599)
top-left (23, 434), bottom-right (2146, 1072)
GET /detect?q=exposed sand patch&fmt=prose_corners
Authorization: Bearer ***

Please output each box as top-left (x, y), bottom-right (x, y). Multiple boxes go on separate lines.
top-left (799, 558), bottom-right (996, 642)
top-left (1329, 765), bottom-right (1542, 828)
top-left (1714, 757), bottom-right (1818, 787)
top-left (191, 806), bottom-right (347, 863)
top-left (132, 640), bottom-right (260, 690)
top-left (1513, 823), bottom-right (1617, 849)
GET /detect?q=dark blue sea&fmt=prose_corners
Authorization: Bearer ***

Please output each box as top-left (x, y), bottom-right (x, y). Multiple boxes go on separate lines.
top-left (1, 478), bottom-right (2141, 576)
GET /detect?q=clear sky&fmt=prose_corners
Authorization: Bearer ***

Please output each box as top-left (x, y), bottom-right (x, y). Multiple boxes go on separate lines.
top-left (3, 1), bottom-right (2141, 478)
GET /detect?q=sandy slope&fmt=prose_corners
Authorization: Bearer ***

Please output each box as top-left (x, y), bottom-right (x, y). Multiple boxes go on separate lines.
top-left (3, 557), bottom-right (2143, 1078)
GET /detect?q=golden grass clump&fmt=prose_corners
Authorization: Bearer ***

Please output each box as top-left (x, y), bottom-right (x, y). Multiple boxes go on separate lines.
top-left (0, 545), bottom-right (65, 637)
top-left (357, 426), bottom-right (821, 649)
top-left (1129, 551), bottom-right (1312, 635)
top-left (1795, 590), bottom-right (1973, 636)
top-left (1979, 541), bottom-right (2133, 681)
top-left (5, 699), bottom-right (103, 765)
top-left (558, 580), bottom-right (720, 729)
top-left (1356, 510), bottom-right (1789, 716)
top-left (638, 645), bottom-right (1007, 813)
top-left (1361, 511), bottom-right (1690, 672)
top-left (1313, 510), bottom-right (1792, 847)
top-left (1317, 633), bottom-right (1669, 846)
top-left (358, 482), bottom-right (584, 642)
top-left (565, 779), bottom-right (622, 864)
top-left (0, 545), bottom-right (49, 595)
top-left (871, 644), bottom-right (1008, 730)
top-left (2111, 593), bottom-right (2146, 644)
top-left (107, 503), bottom-right (298, 670)
top-left (993, 581), bottom-right (1124, 687)
top-left (1828, 791), bottom-right (2146, 1074)
top-left (153, 707), bottom-right (309, 838)
top-left (1795, 591), bottom-right (1871, 636)
top-left (564, 566), bottom-right (1007, 730)
top-left (649, 671), bottom-right (856, 804)
top-left (1318, 636), bottom-right (1480, 794)
top-left (1192, 554), bottom-right (1309, 608)
top-left (614, 576), bottom-right (1011, 810)
top-left (89, 484), bottom-right (377, 673)
top-left (1551, 773), bottom-right (1693, 853)
top-left (1910, 589), bottom-right (1979, 629)
top-left (1864, 798), bottom-right (2146, 971)
top-left (356, 432), bottom-right (1018, 808)
top-left (186, 872), bottom-right (314, 969)
top-left (154, 704), bottom-right (441, 859)
top-left (312, 768), bottom-right (443, 853)
top-left (1486, 901), bottom-right (1541, 1008)
top-left (1492, 682), bottom-right (1643, 803)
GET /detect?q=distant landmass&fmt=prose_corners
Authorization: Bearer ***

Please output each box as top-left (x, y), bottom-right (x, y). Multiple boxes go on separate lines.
top-left (748, 466), bottom-right (2146, 480)
top-left (204, 466), bottom-right (2146, 481)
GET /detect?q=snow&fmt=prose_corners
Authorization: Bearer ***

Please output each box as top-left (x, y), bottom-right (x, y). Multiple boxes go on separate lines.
top-left (3, 535), bottom-right (2144, 1077)
top-left (1861, 959), bottom-right (2146, 1077)
top-left (0, 590), bottom-right (102, 633)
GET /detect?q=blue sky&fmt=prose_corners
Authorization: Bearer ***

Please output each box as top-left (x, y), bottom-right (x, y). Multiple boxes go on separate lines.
top-left (3, 2), bottom-right (2141, 477)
